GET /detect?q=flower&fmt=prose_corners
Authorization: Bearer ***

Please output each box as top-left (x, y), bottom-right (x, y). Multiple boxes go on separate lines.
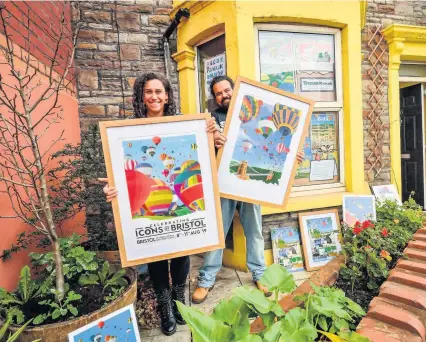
top-left (364, 245), bottom-right (372, 251)
top-left (354, 221), bottom-right (361, 228)
top-left (381, 228), bottom-right (388, 237)
top-left (353, 227), bottom-right (362, 235)
top-left (394, 219), bottom-right (400, 224)
top-left (380, 250), bottom-right (392, 261)
top-left (362, 220), bottom-right (375, 229)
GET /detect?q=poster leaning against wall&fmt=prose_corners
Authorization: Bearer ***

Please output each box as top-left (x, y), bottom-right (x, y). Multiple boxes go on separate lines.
top-left (217, 76), bottom-right (314, 208)
top-left (99, 114), bottom-right (224, 267)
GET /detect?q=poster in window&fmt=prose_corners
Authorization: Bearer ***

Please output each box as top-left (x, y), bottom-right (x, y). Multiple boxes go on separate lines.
top-left (204, 53), bottom-right (226, 100)
top-left (99, 115), bottom-right (224, 267)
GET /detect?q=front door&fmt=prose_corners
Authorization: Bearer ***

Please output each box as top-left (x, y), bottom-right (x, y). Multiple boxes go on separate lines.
top-left (400, 84), bottom-right (425, 208)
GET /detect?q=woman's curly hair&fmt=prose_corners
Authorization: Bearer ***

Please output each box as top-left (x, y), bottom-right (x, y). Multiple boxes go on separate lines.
top-left (132, 72), bottom-right (177, 118)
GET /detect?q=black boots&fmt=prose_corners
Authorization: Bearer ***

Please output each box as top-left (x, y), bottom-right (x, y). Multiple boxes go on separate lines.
top-left (156, 289), bottom-right (176, 336)
top-left (172, 283), bottom-right (186, 325)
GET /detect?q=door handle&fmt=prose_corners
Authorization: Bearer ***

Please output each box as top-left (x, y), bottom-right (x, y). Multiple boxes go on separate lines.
top-left (401, 153), bottom-right (410, 159)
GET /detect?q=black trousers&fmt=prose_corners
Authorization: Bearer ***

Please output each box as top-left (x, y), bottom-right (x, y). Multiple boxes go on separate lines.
top-left (148, 256), bottom-right (190, 293)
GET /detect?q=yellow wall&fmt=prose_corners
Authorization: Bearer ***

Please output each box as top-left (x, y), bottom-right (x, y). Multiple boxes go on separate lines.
top-left (173, 0), bottom-right (368, 270)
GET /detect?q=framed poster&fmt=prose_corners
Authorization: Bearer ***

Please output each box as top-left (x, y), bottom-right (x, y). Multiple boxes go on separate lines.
top-left (371, 184), bottom-right (402, 205)
top-left (68, 304), bottom-right (140, 342)
top-left (99, 114), bottom-right (224, 267)
top-left (271, 227), bottom-right (304, 272)
top-left (217, 76), bottom-right (314, 208)
top-left (342, 195), bottom-right (376, 227)
top-left (298, 210), bottom-right (342, 271)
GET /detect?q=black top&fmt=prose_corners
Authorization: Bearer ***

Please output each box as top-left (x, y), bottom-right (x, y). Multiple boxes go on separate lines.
top-left (211, 106), bottom-right (227, 133)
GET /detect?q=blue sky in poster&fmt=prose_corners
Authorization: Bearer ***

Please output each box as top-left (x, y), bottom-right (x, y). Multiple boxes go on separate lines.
top-left (231, 102), bottom-right (293, 172)
top-left (122, 134), bottom-right (199, 207)
top-left (344, 196), bottom-right (375, 221)
top-left (271, 227), bottom-right (300, 244)
top-left (71, 308), bottom-right (137, 342)
top-left (306, 217), bottom-right (333, 233)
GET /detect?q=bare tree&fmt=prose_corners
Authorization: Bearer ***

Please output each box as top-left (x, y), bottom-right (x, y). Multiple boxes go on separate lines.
top-left (0, 3), bottom-right (80, 300)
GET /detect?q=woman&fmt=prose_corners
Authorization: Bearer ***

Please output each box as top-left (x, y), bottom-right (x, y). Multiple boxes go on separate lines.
top-left (99, 72), bottom-right (217, 336)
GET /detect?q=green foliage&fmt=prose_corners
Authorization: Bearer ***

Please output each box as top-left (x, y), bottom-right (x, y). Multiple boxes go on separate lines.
top-left (340, 197), bottom-right (424, 294)
top-left (78, 261), bottom-right (128, 294)
top-left (178, 264), bottom-right (367, 342)
top-left (35, 290), bottom-right (82, 325)
top-left (0, 315), bottom-right (36, 342)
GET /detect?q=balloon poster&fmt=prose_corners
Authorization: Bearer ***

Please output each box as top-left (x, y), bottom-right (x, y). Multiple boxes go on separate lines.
top-left (68, 304), bottom-right (140, 342)
top-left (271, 227), bottom-right (304, 273)
top-left (99, 115), bottom-right (224, 267)
top-left (298, 210), bottom-right (342, 271)
top-left (217, 77), bottom-right (314, 208)
top-left (342, 195), bottom-right (376, 228)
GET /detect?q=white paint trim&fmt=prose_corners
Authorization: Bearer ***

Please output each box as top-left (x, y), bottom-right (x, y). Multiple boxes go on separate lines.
top-left (399, 77), bottom-right (427, 83)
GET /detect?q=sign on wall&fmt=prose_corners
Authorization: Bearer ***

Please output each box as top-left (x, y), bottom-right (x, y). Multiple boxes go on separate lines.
top-left (204, 53), bottom-right (226, 99)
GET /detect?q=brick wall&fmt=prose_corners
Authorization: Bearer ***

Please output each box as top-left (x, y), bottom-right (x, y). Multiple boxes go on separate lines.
top-left (72, 0), bottom-right (179, 127)
top-left (362, 0), bottom-right (426, 185)
top-left (0, 1), bottom-right (74, 81)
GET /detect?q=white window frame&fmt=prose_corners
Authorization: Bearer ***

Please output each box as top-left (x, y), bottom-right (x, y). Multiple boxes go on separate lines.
top-left (254, 23), bottom-right (345, 196)
top-left (194, 30), bottom-right (226, 113)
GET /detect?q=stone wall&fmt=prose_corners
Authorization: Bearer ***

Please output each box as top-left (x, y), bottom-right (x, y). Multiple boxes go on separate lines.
top-left (71, 0), bottom-right (178, 128)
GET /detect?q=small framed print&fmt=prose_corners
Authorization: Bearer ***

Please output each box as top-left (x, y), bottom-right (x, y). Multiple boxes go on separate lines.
top-left (99, 114), bottom-right (224, 267)
top-left (271, 226), bottom-right (305, 272)
top-left (342, 195), bottom-right (376, 227)
top-left (299, 210), bottom-right (342, 271)
top-left (68, 304), bottom-right (140, 342)
top-left (371, 184), bottom-right (402, 205)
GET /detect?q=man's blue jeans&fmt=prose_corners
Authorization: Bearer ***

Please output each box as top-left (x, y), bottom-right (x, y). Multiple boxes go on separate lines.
top-left (197, 198), bottom-right (266, 288)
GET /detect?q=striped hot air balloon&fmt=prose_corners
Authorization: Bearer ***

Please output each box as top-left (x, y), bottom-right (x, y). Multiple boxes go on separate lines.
top-left (135, 162), bottom-right (153, 176)
top-left (174, 160), bottom-right (204, 212)
top-left (159, 153), bottom-right (168, 161)
top-left (143, 179), bottom-right (173, 215)
top-left (242, 139), bottom-right (253, 153)
top-left (191, 143), bottom-right (198, 150)
top-left (276, 143), bottom-right (290, 154)
top-left (124, 159), bottom-right (137, 170)
top-left (163, 156), bottom-right (175, 170)
top-left (169, 166), bottom-right (181, 183)
top-left (147, 146), bottom-right (156, 157)
top-left (256, 116), bottom-right (277, 139)
top-left (272, 104), bottom-right (301, 137)
top-left (239, 95), bottom-right (263, 123)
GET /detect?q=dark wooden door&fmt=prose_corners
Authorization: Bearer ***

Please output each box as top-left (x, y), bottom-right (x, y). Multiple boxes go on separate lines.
top-left (400, 84), bottom-right (424, 208)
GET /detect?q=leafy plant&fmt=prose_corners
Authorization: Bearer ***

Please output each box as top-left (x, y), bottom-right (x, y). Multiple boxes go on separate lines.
top-left (78, 261), bottom-right (128, 294)
top-left (177, 263), bottom-right (369, 342)
top-left (0, 315), bottom-right (36, 342)
top-left (34, 290), bottom-right (81, 325)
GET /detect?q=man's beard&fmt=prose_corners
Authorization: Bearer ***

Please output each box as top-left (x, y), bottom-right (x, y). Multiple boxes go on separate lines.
top-left (220, 97), bottom-right (231, 109)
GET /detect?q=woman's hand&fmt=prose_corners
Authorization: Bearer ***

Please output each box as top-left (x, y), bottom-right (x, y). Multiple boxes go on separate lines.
top-left (98, 178), bottom-right (118, 202)
top-left (206, 117), bottom-right (217, 134)
top-left (214, 132), bottom-right (227, 149)
top-left (296, 151), bottom-right (305, 165)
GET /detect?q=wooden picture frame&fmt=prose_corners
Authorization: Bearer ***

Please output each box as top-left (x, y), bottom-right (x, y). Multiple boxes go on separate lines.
top-left (342, 195), bottom-right (376, 227)
top-left (99, 114), bottom-right (224, 267)
top-left (370, 184), bottom-right (402, 205)
top-left (271, 226), bottom-right (305, 272)
top-left (217, 76), bottom-right (315, 208)
top-left (298, 209), bottom-right (342, 271)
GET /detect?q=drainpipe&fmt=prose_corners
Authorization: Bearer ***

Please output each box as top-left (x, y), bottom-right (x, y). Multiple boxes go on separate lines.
top-left (162, 8), bottom-right (190, 79)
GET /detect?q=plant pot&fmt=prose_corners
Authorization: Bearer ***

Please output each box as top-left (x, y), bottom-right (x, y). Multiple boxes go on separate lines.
top-left (7, 268), bottom-right (137, 342)
top-left (95, 250), bottom-right (121, 264)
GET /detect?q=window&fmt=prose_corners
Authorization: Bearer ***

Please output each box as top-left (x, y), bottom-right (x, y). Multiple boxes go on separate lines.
top-left (256, 24), bottom-right (344, 193)
top-left (196, 34), bottom-right (226, 113)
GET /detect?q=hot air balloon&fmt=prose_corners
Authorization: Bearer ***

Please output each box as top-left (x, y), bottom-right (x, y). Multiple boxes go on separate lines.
top-left (169, 166), bottom-right (181, 183)
top-left (124, 159), bottom-right (137, 170)
top-left (92, 334), bottom-right (102, 342)
top-left (276, 143), bottom-right (290, 154)
top-left (128, 142), bottom-right (132, 148)
top-left (124, 154), bottom-right (133, 161)
top-left (98, 321), bottom-right (105, 329)
top-left (135, 162), bottom-right (153, 177)
top-left (147, 146), bottom-right (156, 157)
top-left (239, 95), bottom-right (263, 123)
top-left (163, 156), bottom-right (175, 170)
top-left (143, 179), bottom-right (173, 215)
top-left (159, 153), bottom-right (168, 161)
top-left (152, 136), bottom-right (161, 146)
top-left (174, 160), bottom-right (204, 211)
top-left (256, 116), bottom-right (277, 139)
top-left (242, 139), bottom-right (253, 153)
top-left (191, 143), bottom-right (198, 150)
top-left (126, 170), bottom-right (154, 215)
top-left (141, 146), bottom-right (148, 154)
top-left (263, 145), bottom-right (268, 152)
top-left (162, 169), bottom-right (170, 177)
top-left (269, 153), bottom-right (274, 160)
top-left (272, 103), bottom-right (301, 137)
top-left (142, 156), bottom-right (147, 161)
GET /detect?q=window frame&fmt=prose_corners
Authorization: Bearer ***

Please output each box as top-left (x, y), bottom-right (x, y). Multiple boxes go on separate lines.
top-left (254, 23), bottom-right (345, 195)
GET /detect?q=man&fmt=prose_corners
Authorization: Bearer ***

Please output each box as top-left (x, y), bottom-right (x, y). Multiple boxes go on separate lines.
top-left (192, 76), bottom-right (303, 304)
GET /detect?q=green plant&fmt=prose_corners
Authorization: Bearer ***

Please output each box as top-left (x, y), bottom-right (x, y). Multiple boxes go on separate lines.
top-left (177, 263), bottom-right (368, 342)
top-left (0, 316), bottom-right (35, 342)
top-left (34, 290), bottom-right (81, 324)
top-left (78, 261), bottom-right (128, 294)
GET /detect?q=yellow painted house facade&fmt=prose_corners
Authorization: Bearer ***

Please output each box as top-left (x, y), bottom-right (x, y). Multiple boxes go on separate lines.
top-left (170, 0), bottom-right (426, 271)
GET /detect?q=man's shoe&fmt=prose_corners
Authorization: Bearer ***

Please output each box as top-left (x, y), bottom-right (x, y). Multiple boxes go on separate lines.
top-left (254, 281), bottom-right (272, 297)
top-left (191, 286), bottom-right (214, 304)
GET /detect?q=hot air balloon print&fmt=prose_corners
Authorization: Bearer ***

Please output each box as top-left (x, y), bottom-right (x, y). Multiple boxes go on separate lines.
top-left (147, 146), bottom-right (156, 157)
top-left (241, 139), bottom-right (253, 153)
top-left (239, 95), bottom-right (263, 123)
top-left (124, 154), bottom-right (133, 161)
top-left (191, 143), bottom-right (198, 150)
top-left (143, 179), bottom-right (173, 215)
top-left (256, 116), bottom-right (277, 139)
top-left (125, 170), bottom-right (154, 215)
top-left (269, 153), bottom-right (274, 160)
top-left (169, 166), bottom-right (181, 183)
top-left (276, 143), bottom-right (290, 154)
top-left (163, 156), bottom-right (175, 170)
top-left (272, 104), bottom-right (301, 137)
top-left (141, 146), bottom-right (148, 154)
top-left (98, 321), bottom-right (105, 329)
top-left (152, 136), bottom-right (161, 146)
top-left (142, 156), bottom-right (147, 161)
top-left (135, 162), bottom-right (153, 177)
top-left (128, 142), bottom-right (132, 148)
top-left (124, 159), bottom-right (137, 170)
top-left (174, 160), bottom-right (204, 212)
top-left (92, 334), bottom-right (102, 342)
top-left (162, 169), bottom-right (170, 177)
top-left (159, 153), bottom-right (168, 161)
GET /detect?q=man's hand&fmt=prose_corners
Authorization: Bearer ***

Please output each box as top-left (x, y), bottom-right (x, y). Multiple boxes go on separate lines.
top-left (214, 132), bottom-right (227, 149)
top-left (296, 151), bottom-right (305, 165)
top-left (206, 117), bottom-right (217, 134)
top-left (98, 178), bottom-right (118, 203)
